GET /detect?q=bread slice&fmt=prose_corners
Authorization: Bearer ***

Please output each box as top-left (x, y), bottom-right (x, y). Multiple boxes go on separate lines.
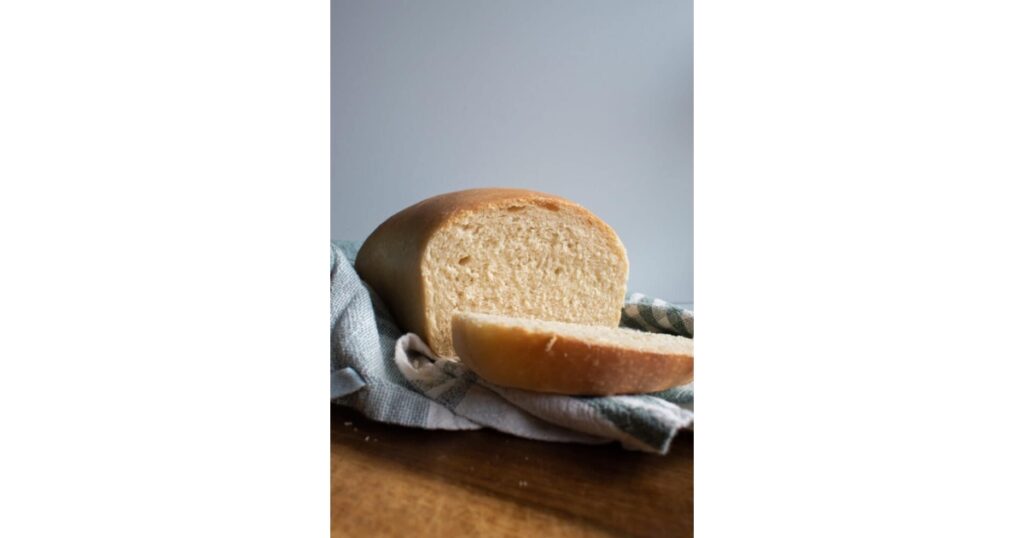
top-left (451, 312), bottom-right (694, 395)
top-left (355, 188), bottom-right (629, 358)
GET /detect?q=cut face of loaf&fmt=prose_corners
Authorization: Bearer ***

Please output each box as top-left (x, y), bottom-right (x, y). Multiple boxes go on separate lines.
top-left (355, 188), bottom-right (629, 357)
top-left (451, 312), bottom-right (694, 395)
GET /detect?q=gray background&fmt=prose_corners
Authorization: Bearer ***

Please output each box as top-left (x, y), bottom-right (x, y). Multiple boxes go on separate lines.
top-left (332, 0), bottom-right (692, 303)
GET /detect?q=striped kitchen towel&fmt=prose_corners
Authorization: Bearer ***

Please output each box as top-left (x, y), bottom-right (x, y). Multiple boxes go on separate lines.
top-left (331, 240), bottom-right (694, 454)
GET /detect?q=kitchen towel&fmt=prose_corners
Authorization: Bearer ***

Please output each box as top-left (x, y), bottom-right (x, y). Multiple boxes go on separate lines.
top-left (331, 240), bottom-right (694, 454)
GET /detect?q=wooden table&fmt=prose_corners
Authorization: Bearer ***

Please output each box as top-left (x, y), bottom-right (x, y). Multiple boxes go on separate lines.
top-left (331, 405), bottom-right (693, 537)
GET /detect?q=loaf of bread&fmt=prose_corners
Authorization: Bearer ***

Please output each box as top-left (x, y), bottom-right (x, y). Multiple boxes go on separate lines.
top-left (451, 312), bottom-right (693, 395)
top-left (355, 188), bottom-right (629, 358)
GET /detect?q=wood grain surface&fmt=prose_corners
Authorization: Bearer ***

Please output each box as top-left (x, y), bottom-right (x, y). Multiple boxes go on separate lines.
top-left (331, 405), bottom-right (693, 537)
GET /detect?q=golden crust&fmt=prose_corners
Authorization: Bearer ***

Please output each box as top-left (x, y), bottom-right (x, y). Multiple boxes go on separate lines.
top-left (354, 188), bottom-right (628, 356)
top-left (451, 314), bottom-right (694, 396)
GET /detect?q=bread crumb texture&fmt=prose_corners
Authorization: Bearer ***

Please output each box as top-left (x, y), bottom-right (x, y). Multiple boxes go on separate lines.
top-left (422, 194), bottom-right (628, 356)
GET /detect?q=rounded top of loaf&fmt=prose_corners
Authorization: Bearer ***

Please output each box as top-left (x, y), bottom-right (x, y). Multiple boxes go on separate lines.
top-left (382, 187), bottom-right (616, 234)
top-left (357, 187), bottom-right (624, 266)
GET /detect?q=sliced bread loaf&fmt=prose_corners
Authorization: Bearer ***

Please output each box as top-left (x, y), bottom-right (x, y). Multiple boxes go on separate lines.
top-left (451, 312), bottom-right (694, 395)
top-left (355, 188), bottom-right (629, 357)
